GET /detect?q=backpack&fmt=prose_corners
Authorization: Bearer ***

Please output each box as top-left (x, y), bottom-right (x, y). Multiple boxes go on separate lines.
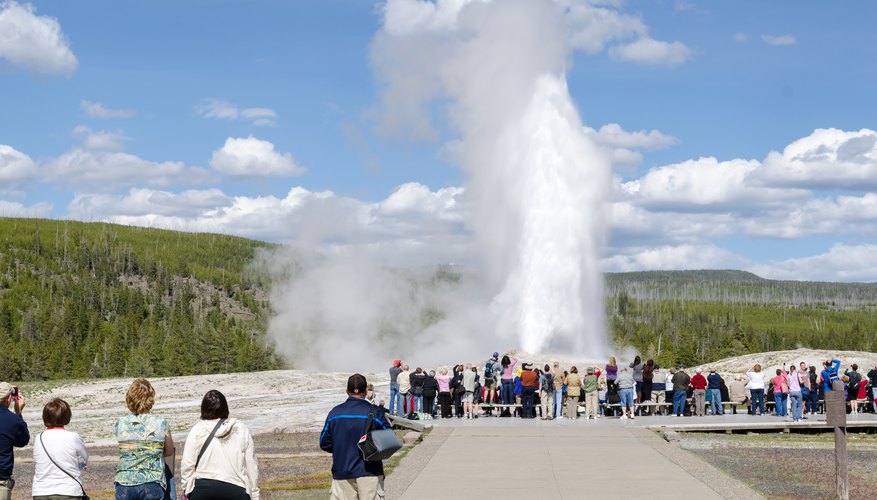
top-left (542, 373), bottom-right (555, 392)
top-left (849, 372), bottom-right (861, 392)
top-left (484, 360), bottom-right (496, 380)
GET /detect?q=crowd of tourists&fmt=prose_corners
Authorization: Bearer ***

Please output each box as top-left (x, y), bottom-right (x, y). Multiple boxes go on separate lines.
top-left (0, 379), bottom-right (259, 500)
top-left (386, 354), bottom-right (877, 422)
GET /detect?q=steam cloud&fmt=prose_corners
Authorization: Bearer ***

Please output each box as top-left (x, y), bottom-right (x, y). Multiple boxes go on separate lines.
top-left (265, 0), bottom-right (611, 370)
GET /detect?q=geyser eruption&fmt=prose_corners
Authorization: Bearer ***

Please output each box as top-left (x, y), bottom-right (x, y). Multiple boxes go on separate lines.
top-left (373, 0), bottom-right (611, 356)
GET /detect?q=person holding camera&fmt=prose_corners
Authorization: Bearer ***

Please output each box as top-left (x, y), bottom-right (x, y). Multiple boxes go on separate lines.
top-left (0, 382), bottom-right (29, 500)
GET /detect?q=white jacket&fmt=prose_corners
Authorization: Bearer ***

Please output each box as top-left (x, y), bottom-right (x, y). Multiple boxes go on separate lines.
top-left (180, 418), bottom-right (260, 499)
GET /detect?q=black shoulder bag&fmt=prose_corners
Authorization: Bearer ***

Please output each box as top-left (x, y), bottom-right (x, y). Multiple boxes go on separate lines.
top-left (357, 408), bottom-right (402, 462)
top-left (38, 433), bottom-right (89, 500)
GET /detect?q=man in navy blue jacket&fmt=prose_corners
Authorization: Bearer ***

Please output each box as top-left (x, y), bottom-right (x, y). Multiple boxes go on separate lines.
top-left (0, 382), bottom-right (29, 500)
top-left (320, 374), bottom-right (391, 499)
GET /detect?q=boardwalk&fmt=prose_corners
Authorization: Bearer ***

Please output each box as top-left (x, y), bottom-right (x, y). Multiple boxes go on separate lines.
top-left (386, 416), bottom-right (776, 500)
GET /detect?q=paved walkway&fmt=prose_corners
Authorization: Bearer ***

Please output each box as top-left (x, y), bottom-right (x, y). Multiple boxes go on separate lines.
top-left (388, 417), bottom-right (767, 500)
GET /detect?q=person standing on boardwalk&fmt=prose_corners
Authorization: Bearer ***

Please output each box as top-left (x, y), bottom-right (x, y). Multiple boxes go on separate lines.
top-left (539, 364), bottom-right (555, 420)
top-left (320, 374), bottom-right (391, 500)
top-left (690, 368), bottom-right (707, 416)
top-left (707, 368), bottom-right (724, 415)
top-left (616, 367), bottom-right (636, 419)
top-left (565, 367), bottom-right (582, 419)
top-left (0, 382), bottom-right (28, 500)
top-left (520, 363), bottom-right (538, 419)
top-left (745, 364), bottom-right (766, 415)
top-left (582, 367), bottom-right (599, 420)
top-left (483, 353), bottom-right (502, 411)
top-left (672, 367), bottom-right (691, 417)
top-left (398, 365), bottom-right (411, 416)
top-left (388, 360), bottom-right (402, 416)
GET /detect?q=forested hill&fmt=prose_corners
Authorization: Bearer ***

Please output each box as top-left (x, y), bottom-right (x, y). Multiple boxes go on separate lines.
top-left (0, 218), bottom-right (282, 381)
top-left (606, 270), bottom-right (877, 370)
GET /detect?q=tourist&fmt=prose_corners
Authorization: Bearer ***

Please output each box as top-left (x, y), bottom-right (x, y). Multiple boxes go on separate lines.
top-left (115, 378), bottom-right (175, 499)
top-left (630, 356), bottom-right (644, 406)
top-left (665, 368), bottom-right (676, 413)
top-left (844, 364), bottom-right (863, 414)
top-left (366, 383), bottom-right (376, 404)
top-left (672, 366), bottom-right (690, 417)
top-left (807, 366), bottom-right (820, 414)
top-left (565, 367), bottom-right (582, 419)
top-left (822, 359), bottom-right (841, 392)
top-left (728, 376), bottom-right (748, 414)
top-left (513, 368), bottom-right (523, 417)
top-left (641, 359), bottom-right (655, 415)
top-left (868, 365), bottom-right (877, 414)
top-left (410, 367), bottom-right (426, 418)
top-left (605, 356), bottom-right (618, 394)
top-left (770, 368), bottom-right (788, 417)
top-left (462, 364), bottom-right (477, 419)
top-left (389, 360), bottom-right (402, 416)
top-left (436, 368), bottom-right (452, 419)
top-left (320, 374), bottom-right (391, 500)
top-left (552, 362), bottom-right (564, 419)
top-left (398, 365), bottom-right (412, 415)
top-left (616, 367), bottom-right (636, 420)
top-left (0, 382), bottom-right (28, 500)
top-left (520, 363), bottom-right (538, 419)
top-left (690, 368), bottom-right (707, 416)
top-left (499, 354), bottom-right (518, 408)
top-left (181, 390), bottom-right (259, 500)
top-left (745, 364), bottom-right (766, 415)
top-left (707, 368), bottom-right (724, 415)
top-left (484, 353), bottom-right (502, 410)
top-left (650, 364), bottom-right (667, 416)
top-left (33, 398), bottom-right (87, 499)
top-left (582, 367), bottom-right (599, 420)
top-left (786, 365), bottom-right (803, 422)
top-left (539, 364), bottom-right (555, 420)
top-left (422, 371), bottom-right (439, 420)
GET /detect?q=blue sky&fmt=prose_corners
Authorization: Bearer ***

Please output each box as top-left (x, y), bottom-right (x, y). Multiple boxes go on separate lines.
top-left (2, 0), bottom-right (877, 281)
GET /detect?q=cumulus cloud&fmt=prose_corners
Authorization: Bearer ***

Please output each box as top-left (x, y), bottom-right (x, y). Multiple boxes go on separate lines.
top-left (45, 148), bottom-right (214, 192)
top-left (609, 37), bottom-right (692, 65)
top-left (196, 99), bottom-right (278, 126)
top-left (80, 100), bottom-right (136, 119)
top-left (209, 136), bottom-right (305, 177)
top-left (72, 125), bottom-right (129, 152)
top-left (0, 144), bottom-right (38, 193)
top-left (0, 199), bottom-right (52, 218)
top-left (583, 123), bottom-right (677, 169)
top-left (0, 1), bottom-right (77, 75)
top-left (753, 128), bottom-right (877, 190)
top-left (750, 244), bottom-right (877, 282)
top-left (603, 243), bottom-right (747, 272)
top-left (761, 34), bottom-right (796, 46)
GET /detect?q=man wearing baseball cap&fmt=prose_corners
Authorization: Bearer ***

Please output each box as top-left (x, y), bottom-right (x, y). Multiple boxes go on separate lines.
top-left (483, 352), bottom-right (502, 415)
top-left (0, 382), bottom-right (29, 500)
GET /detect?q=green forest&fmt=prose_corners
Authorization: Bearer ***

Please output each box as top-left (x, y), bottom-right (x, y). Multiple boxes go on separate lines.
top-left (0, 218), bottom-right (282, 381)
top-left (606, 270), bottom-right (877, 368)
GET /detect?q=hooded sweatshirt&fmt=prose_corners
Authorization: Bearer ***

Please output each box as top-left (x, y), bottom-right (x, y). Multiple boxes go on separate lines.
top-left (181, 418), bottom-right (260, 499)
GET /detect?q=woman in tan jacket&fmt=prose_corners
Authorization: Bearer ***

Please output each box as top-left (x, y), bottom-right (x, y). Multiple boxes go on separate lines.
top-left (565, 367), bottom-right (582, 419)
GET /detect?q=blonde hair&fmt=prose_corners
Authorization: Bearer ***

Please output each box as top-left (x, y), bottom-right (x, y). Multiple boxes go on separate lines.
top-left (126, 378), bottom-right (155, 415)
top-left (440, 367), bottom-right (448, 375)
top-left (608, 356), bottom-right (616, 367)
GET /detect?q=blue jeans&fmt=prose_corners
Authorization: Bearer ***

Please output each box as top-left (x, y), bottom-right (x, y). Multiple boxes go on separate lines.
top-left (673, 390), bottom-right (687, 415)
top-left (521, 386), bottom-right (535, 418)
top-left (789, 391), bottom-right (803, 420)
top-left (389, 383), bottom-right (400, 415)
top-left (710, 388), bottom-right (723, 414)
top-left (501, 379), bottom-right (514, 405)
top-left (413, 394), bottom-right (423, 413)
top-left (554, 390), bottom-right (563, 418)
top-left (751, 389), bottom-right (765, 414)
top-left (115, 482), bottom-right (165, 500)
top-left (774, 392), bottom-right (786, 416)
top-left (619, 388), bottom-right (635, 410)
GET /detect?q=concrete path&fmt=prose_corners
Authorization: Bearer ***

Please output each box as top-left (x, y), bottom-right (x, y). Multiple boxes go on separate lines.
top-left (388, 417), bottom-right (765, 500)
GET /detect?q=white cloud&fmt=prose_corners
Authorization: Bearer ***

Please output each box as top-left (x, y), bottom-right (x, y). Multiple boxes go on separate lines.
top-left (72, 125), bottom-right (129, 152)
top-left (0, 1), bottom-right (77, 75)
top-left (0, 199), bottom-right (52, 218)
top-left (749, 244), bottom-right (877, 282)
top-left (753, 128), bottom-right (877, 190)
top-left (69, 188), bottom-right (232, 219)
top-left (196, 99), bottom-right (278, 126)
top-left (80, 100), bottom-right (136, 119)
top-left (761, 34), bottom-right (796, 46)
top-left (609, 37), bottom-right (693, 65)
top-left (621, 157), bottom-right (808, 211)
top-left (603, 243), bottom-right (747, 272)
top-left (45, 148), bottom-right (214, 192)
top-left (586, 123), bottom-right (677, 150)
top-left (209, 136), bottom-right (305, 177)
top-left (734, 32), bottom-right (747, 44)
top-left (0, 144), bottom-right (38, 193)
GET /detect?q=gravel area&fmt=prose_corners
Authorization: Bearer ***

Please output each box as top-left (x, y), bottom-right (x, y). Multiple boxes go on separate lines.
top-left (678, 432), bottom-right (877, 499)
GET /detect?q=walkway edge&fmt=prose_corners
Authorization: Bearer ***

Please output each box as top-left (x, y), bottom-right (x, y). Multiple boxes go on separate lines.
top-left (385, 427), bottom-right (454, 500)
top-left (630, 428), bottom-right (764, 500)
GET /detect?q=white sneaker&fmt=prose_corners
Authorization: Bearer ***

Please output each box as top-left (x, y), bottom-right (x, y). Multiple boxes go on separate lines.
top-left (620, 414), bottom-right (628, 420)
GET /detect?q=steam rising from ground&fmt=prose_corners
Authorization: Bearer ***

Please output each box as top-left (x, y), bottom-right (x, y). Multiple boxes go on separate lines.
top-left (263, 0), bottom-right (611, 369)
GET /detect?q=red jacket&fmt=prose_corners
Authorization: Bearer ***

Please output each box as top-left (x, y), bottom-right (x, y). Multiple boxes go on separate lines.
top-left (521, 370), bottom-right (539, 387)
top-left (690, 373), bottom-right (707, 390)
